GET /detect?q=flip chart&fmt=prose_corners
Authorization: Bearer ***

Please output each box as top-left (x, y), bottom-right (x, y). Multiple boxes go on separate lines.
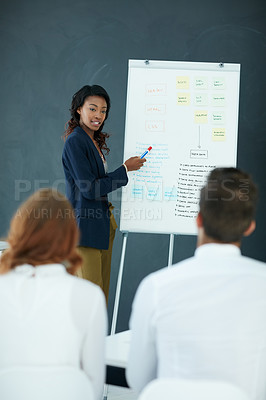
top-left (120, 59), bottom-right (240, 235)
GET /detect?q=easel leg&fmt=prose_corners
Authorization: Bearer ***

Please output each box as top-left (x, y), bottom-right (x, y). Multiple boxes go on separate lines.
top-left (110, 231), bottom-right (129, 334)
top-left (103, 385), bottom-right (108, 400)
top-left (103, 232), bottom-right (129, 399)
top-left (168, 233), bottom-right (175, 267)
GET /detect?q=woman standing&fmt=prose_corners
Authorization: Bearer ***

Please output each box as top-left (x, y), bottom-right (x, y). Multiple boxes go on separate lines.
top-left (62, 85), bottom-right (145, 303)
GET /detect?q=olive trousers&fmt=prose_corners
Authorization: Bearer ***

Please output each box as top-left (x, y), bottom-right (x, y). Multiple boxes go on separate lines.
top-left (76, 209), bottom-right (117, 304)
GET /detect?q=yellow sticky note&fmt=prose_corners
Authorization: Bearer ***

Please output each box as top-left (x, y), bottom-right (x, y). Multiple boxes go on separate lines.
top-left (212, 128), bottom-right (226, 141)
top-left (176, 76), bottom-right (189, 89)
top-left (177, 93), bottom-right (190, 105)
top-left (194, 111), bottom-right (208, 124)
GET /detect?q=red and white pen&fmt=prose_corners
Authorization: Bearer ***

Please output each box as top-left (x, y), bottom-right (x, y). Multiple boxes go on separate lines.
top-left (140, 146), bottom-right (152, 158)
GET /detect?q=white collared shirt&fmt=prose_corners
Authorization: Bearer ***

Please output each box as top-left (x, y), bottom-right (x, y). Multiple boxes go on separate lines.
top-left (127, 244), bottom-right (266, 400)
top-left (0, 264), bottom-right (107, 400)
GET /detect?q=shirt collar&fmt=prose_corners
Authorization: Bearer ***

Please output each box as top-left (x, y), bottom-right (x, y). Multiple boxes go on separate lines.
top-left (194, 243), bottom-right (241, 258)
top-left (14, 263), bottom-right (67, 277)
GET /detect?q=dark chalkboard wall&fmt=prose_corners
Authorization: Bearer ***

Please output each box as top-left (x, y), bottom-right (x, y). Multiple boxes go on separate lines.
top-left (0, 0), bottom-right (265, 332)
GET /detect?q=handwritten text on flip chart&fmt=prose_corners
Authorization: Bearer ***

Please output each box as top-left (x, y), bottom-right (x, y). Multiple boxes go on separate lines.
top-left (145, 121), bottom-right (165, 132)
top-left (145, 104), bottom-right (166, 114)
top-left (194, 111), bottom-right (208, 124)
top-left (176, 76), bottom-right (190, 89)
top-left (175, 163), bottom-right (216, 219)
top-left (212, 95), bottom-right (225, 106)
top-left (212, 112), bottom-right (225, 124)
top-left (146, 84), bottom-right (167, 96)
top-left (190, 150), bottom-right (208, 159)
top-left (212, 128), bottom-right (226, 141)
top-left (177, 93), bottom-right (190, 105)
top-left (194, 76), bottom-right (208, 89)
top-left (194, 94), bottom-right (208, 106)
top-left (130, 143), bottom-right (170, 200)
top-left (213, 77), bottom-right (225, 89)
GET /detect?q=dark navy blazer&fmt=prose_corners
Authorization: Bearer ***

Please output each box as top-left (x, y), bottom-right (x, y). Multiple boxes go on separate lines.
top-left (62, 126), bottom-right (128, 249)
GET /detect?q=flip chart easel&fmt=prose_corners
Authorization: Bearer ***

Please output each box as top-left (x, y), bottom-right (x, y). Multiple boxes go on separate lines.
top-left (110, 59), bottom-right (240, 335)
top-left (110, 232), bottom-right (174, 336)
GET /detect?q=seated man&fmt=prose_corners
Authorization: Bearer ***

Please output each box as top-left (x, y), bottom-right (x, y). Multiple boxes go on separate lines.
top-left (126, 167), bottom-right (266, 400)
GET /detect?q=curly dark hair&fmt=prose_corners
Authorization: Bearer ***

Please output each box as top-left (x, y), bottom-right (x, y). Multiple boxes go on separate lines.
top-left (63, 84), bottom-right (111, 154)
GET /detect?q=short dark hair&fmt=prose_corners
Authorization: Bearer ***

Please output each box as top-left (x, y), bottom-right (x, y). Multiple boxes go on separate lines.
top-left (199, 167), bottom-right (258, 242)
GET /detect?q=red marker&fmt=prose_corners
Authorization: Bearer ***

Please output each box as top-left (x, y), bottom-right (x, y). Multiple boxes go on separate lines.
top-left (140, 146), bottom-right (152, 158)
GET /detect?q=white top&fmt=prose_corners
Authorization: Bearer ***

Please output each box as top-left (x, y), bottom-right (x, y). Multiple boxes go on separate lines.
top-left (0, 264), bottom-right (107, 400)
top-left (0, 241), bottom-right (8, 251)
top-left (105, 330), bottom-right (131, 368)
top-left (103, 159), bottom-right (108, 174)
top-left (127, 244), bottom-right (266, 400)
top-left (99, 152), bottom-right (108, 174)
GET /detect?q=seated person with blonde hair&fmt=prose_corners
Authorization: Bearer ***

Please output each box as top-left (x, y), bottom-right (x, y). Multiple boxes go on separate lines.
top-left (0, 188), bottom-right (107, 400)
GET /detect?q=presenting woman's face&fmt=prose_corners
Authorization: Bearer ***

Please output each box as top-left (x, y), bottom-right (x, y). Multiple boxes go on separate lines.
top-left (78, 95), bottom-right (107, 133)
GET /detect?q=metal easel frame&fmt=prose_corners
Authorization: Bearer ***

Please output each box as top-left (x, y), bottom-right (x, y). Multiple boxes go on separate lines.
top-left (111, 232), bottom-right (175, 335)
